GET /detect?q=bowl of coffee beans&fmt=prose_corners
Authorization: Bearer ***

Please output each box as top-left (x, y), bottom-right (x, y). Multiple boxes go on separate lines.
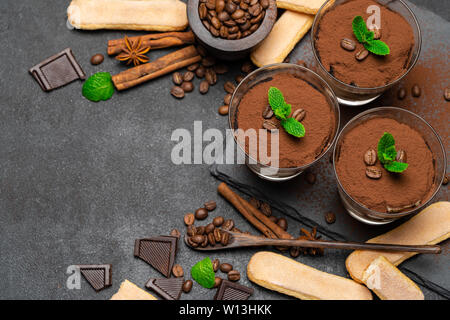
top-left (187, 0), bottom-right (277, 60)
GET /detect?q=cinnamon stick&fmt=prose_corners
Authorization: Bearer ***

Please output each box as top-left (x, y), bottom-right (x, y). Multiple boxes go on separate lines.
top-left (112, 45), bottom-right (201, 91)
top-left (107, 31), bottom-right (196, 56)
top-left (218, 182), bottom-right (293, 240)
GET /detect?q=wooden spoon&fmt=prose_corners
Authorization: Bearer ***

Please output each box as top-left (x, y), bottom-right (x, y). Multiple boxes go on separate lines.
top-left (184, 231), bottom-right (441, 254)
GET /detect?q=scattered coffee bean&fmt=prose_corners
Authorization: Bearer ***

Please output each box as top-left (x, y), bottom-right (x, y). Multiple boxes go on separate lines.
top-left (213, 228), bottom-right (222, 242)
top-left (184, 213), bottom-right (195, 226)
top-left (187, 236), bottom-right (199, 248)
top-left (187, 225), bottom-right (197, 237)
top-left (218, 105), bottom-right (229, 115)
top-left (260, 202), bottom-right (272, 217)
top-left (305, 171), bottom-right (316, 185)
top-left (364, 148), bottom-right (377, 166)
top-left (325, 212), bottom-right (336, 224)
top-left (205, 223), bottom-right (215, 234)
top-left (224, 81), bottom-right (236, 93)
top-left (213, 216), bottom-right (224, 227)
top-left (196, 65), bottom-right (206, 78)
top-left (220, 263), bottom-right (233, 273)
top-left (212, 259), bottom-right (220, 272)
top-left (276, 217), bottom-right (288, 231)
top-left (181, 81), bottom-right (194, 93)
top-left (214, 277), bottom-right (223, 288)
top-left (201, 236), bottom-right (209, 247)
top-left (396, 150), bottom-right (407, 163)
top-left (412, 84), bottom-right (421, 97)
top-left (442, 174), bottom-right (448, 186)
top-left (204, 200), bottom-right (217, 211)
top-left (172, 72), bottom-right (183, 85)
top-left (262, 119), bottom-right (278, 132)
top-left (90, 53), bottom-right (104, 65)
top-left (444, 88), bottom-right (450, 101)
top-left (262, 105), bottom-right (274, 119)
top-left (207, 232), bottom-right (216, 246)
top-left (191, 234), bottom-right (205, 244)
top-left (205, 68), bottom-right (217, 85)
top-left (214, 63), bottom-right (228, 74)
top-left (228, 270), bottom-right (240, 281)
top-left (199, 80), bottom-right (210, 94)
top-left (366, 166), bottom-right (382, 179)
top-left (235, 74), bottom-right (245, 83)
top-left (268, 216), bottom-right (278, 223)
top-left (249, 197), bottom-right (261, 209)
top-left (223, 93), bottom-right (232, 105)
top-left (196, 225), bottom-right (206, 235)
top-left (183, 71), bottom-right (195, 82)
top-left (241, 61), bottom-right (254, 74)
top-left (195, 208), bottom-right (209, 220)
top-left (182, 280), bottom-right (193, 293)
top-left (370, 27), bottom-right (382, 39)
top-left (292, 108), bottom-right (306, 122)
top-left (397, 88), bottom-right (406, 100)
top-left (170, 228), bottom-right (181, 238)
top-left (222, 219), bottom-right (235, 231)
top-left (340, 38), bottom-right (356, 51)
top-left (187, 63), bottom-right (200, 71)
top-left (289, 246), bottom-right (301, 258)
top-left (220, 231), bottom-right (230, 245)
top-left (170, 86), bottom-right (185, 99)
top-left (355, 49), bottom-right (369, 61)
top-left (202, 56), bottom-right (216, 67)
top-left (172, 264), bottom-right (184, 277)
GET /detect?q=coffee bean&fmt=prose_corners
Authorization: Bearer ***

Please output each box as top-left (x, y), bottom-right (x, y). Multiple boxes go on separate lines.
top-left (228, 270), bottom-right (240, 281)
top-left (204, 200), bottom-right (217, 211)
top-left (199, 3), bottom-right (208, 19)
top-left (325, 212), bottom-right (336, 224)
top-left (214, 277), bottom-right (223, 288)
top-left (214, 63), bottom-right (228, 74)
top-left (292, 108), bottom-right (306, 122)
top-left (305, 171), bottom-right (316, 184)
top-left (260, 202), bottom-right (271, 216)
top-left (206, 223), bottom-right (215, 234)
top-left (196, 225), bottom-right (206, 235)
top-left (213, 216), bottom-right (224, 227)
top-left (412, 84), bottom-right (421, 97)
top-left (170, 228), bottom-right (181, 238)
top-left (224, 81), bottom-right (236, 93)
top-left (207, 232), bottom-right (216, 246)
top-left (211, 16), bottom-right (222, 29)
top-left (172, 72), bottom-right (183, 85)
top-left (442, 174), bottom-right (449, 186)
top-left (370, 27), bottom-right (382, 39)
top-left (261, 0), bottom-right (269, 9)
top-left (218, 105), bottom-right (229, 115)
top-left (196, 65), bottom-right (206, 78)
top-left (205, 68), bottom-right (217, 85)
top-left (250, 11), bottom-right (264, 24)
top-left (187, 63), bottom-right (200, 72)
top-left (235, 74), bottom-right (245, 83)
top-left (191, 234), bottom-right (205, 244)
top-left (241, 61), bottom-right (254, 74)
top-left (195, 208), bottom-right (209, 220)
top-left (262, 120), bottom-right (278, 132)
top-left (221, 231), bottom-right (230, 245)
top-left (199, 80), bottom-right (210, 94)
top-left (183, 71), bottom-right (195, 82)
top-left (181, 81), bottom-right (194, 93)
top-left (172, 264), bottom-right (184, 277)
top-left (184, 213), bottom-right (195, 226)
top-left (262, 105), bottom-right (274, 119)
top-left (216, 0), bottom-right (225, 12)
top-left (444, 88), bottom-right (450, 101)
top-left (182, 280), bottom-right (193, 293)
top-left (231, 9), bottom-right (245, 19)
top-left (225, 1), bottom-right (237, 14)
top-left (289, 247), bottom-right (301, 258)
top-left (397, 88), bottom-right (406, 100)
top-left (340, 38), bottom-right (356, 51)
top-left (268, 216), bottom-right (278, 223)
top-left (364, 148), bottom-right (377, 166)
top-left (213, 228), bottom-right (222, 242)
top-left (186, 225), bottom-right (197, 237)
top-left (212, 259), bottom-right (220, 272)
top-left (210, 26), bottom-right (220, 37)
top-left (396, 149), bottom-right (407, 163)
top-left (206, 0), bottom-right (216, 9)
top-left (201, 236), bottom-right (209, 247)
top-left (224, 93), bottom-right (232, 105)
top-left (277, 217), bottom-right (288, 231)
top-left (249, 197), bottom-right (261, 209)
top-left (202, 19), bottom-right (211, 31)
top-left (90, 53), bottom-right (104, 65)
top-left (222, 219), bottom-right (235, 231)
top-left (355, 49), bottom-right (369, 61)
top-left (220, 263), bottom-right (233, 273)
top-left (171, 86), bottom-right (185, 99)
top-left (366, 166), bottom-right (382, 179)
top-left (202, 56), bottom-right (216, 67)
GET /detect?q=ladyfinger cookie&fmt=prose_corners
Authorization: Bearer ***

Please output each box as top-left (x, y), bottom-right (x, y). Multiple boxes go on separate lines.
top-left (276, 0), bottom-right (329, 14)
top-left (110, 280), bottom-right (157, 300)
top-left (250, 11), bottom-right (314, 67)
top-left (67, 0), bottom-right (188, 31)
top-left (362, 256), bottom-right (424, 300)
top-left (247, 251), bottom-right (372, 300)
top-left (346, 201), bottom-right (450, 283)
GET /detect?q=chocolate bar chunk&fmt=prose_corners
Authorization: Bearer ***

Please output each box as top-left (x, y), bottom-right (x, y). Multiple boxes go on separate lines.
top-left (29, 48), bottom-right (85, 92)
top-left (214, 280), bottom-right (254, 300)
top-left (145, 277), bottom-right (184, 300)
top-left (134, 236), bottom-right (178, 277)
top-left (76, 264), bottom-right (112, 292)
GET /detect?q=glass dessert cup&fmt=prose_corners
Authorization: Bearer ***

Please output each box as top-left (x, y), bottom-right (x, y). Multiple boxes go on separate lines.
top-left (311, 0), bottom-right (422, 106)
top-left (229, 63), bottom-right (340, 182)
top-left (333, 107), bottom-right (446, 225)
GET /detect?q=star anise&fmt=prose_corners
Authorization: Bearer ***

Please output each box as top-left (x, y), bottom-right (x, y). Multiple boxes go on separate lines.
top-left (116, 36), bottom-right (150, 66)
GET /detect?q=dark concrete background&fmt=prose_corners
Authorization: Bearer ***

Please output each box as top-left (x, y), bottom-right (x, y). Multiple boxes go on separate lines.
top-left (0, 0), bottom-right (448, 300)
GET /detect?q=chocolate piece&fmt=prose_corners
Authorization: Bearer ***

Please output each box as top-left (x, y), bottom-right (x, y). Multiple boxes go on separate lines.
top-left (77, 264), bottom-right (112, 292)
top-left (214, 280), bottom-right (253, 300)
top-left (145, 277), bottom-right (184, 300)
top-left (134, 236), bottom-right (178, 277)
top-left (29, 48), bottom-right (85, 92)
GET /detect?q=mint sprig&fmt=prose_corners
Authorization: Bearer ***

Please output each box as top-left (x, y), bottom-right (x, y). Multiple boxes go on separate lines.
top-left (352, 16), bottom-right (390, 56)
top-left (82, 72), bottom-right (115, 102)
top-left (377, 132), bottom-right (408, 173)
top-left (267, 87), bottom-right (305, 138)
top-left (191, 257), bottom-right (215, 289)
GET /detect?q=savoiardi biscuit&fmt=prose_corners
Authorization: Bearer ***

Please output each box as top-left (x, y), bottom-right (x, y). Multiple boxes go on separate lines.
top-left (250, 11), bottom-right (314, 67)
top-left (276, 0), bottom-right (329, 14)
top-left (247, 251), bottom-right (372, 300)
top-left (67, 0), bottom-right (188, 31)
top-left (346, 201), bottom-right (450, 283)
top-left (110, 280), bottom-right (158, 300)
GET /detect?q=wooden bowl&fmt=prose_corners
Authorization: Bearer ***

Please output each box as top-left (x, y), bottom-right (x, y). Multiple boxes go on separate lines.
top-left (187, 0), bottom-right (277, 60)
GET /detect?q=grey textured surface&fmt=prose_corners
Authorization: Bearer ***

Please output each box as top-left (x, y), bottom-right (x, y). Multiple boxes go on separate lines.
top-left (0, 0), bottom-right (448, 300)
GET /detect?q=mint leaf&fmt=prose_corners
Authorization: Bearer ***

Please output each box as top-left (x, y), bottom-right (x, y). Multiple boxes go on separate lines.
top-left (268, 87), bottom-right (286, 110)
top-left (382, 145), bottom-right (397, 162)
top-left (365, 30), bottom-right (374, 42)
top-left (384, 161), bottom-right (409, 173)
top-left (191, 257), bottom-right (215, 289)
top-left (364, 39), bottom-right (390, 55)
top-left (281, 118), bottom-right (305, 138)
top-left (82, 72), bottom-right (114, 102)
top-left (377, 132), bottom-right (395, 164)
top-left (352, 16), bottom-right (368, 43)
